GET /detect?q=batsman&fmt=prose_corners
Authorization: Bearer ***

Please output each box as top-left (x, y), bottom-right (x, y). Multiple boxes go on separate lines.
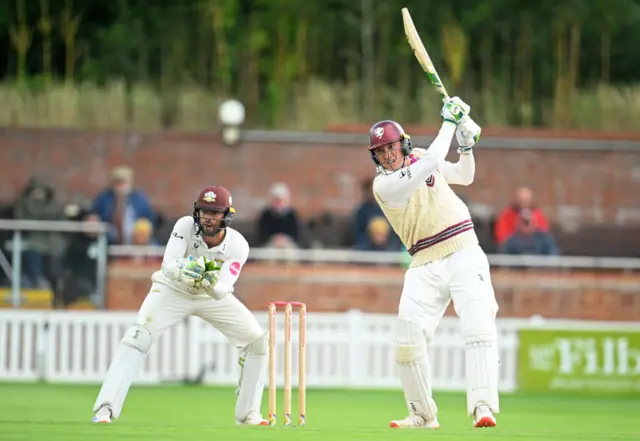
top-left (92, 186), bottom-right (269, 426)
top-left (368, 98), bottom-right (499, 428)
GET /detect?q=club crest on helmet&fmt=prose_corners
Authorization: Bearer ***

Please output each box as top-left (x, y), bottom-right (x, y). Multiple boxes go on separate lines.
top-left (203, 191), bottom-right (216, 202)
top-left (374, 127), bottom-right (385, 139)
top-left (193, 186), bottom-right (235, 237)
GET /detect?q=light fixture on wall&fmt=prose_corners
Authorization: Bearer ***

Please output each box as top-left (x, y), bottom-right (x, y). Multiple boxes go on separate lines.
top-left (219, 99), bottom-right (245, 146)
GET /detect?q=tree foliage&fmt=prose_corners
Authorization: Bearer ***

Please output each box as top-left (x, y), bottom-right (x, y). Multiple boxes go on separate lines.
top-left (1, 0), bottom-right (640, 129)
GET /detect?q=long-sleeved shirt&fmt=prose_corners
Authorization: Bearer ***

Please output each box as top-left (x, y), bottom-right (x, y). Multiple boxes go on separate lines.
top-left (372, 122), bottom-right (479, 265)
top-left (151, 216), bottom-right (249, 299)
top-left (373, 122), bottom-right (474, 207)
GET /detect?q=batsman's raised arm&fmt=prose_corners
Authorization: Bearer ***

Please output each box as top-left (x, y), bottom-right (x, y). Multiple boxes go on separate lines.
top-left (439, 154), bottom-right (475, 186)
top-left (161, 216), bottom-right (193, 280)
top-left (373, 121), bottom-right (455, 206)
top-left (370, 97), bottom-right (471, 207)
top-left (440, 116), bottom-right (481, 186)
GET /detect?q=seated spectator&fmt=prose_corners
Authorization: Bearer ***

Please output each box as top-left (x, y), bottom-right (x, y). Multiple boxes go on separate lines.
top-left (307, 212), bottom-right (342, 249)
top-left (499, 209), bottom-right (559, 256)
top-left (355, 216), bottom-right (403, 252)
top-left (494, 187), bottom-right (549, 245)
top-left (257, 183), bottom-right (301, 248)
top-left (126, 218), bottom-right (162, 264)
top-left (132, 218), bottom-right (157, 245)
top-left (350, 177), bottom-right (383, 246)
top-left (91, 166), bottom-right (156, 245)
top-left (13, 178), bottom-right (66, 293)
top-left (59, 211), bottom-right (101, 306)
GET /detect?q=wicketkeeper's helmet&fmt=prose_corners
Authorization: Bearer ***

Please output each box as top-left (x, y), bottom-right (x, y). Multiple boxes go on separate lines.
top-left (192, 185), bottom-right (235, 236)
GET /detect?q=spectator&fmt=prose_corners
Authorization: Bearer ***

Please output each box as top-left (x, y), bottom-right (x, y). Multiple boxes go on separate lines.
top-left (257, 183), bottom-right (301, 248)
top-left (13, 178), bottom-right (66, 293)
top-left (307, 212), bottom-right (342, 248)
top-left (354, 216), bottom-right (403, 252)
top-left (350, 177), bottom-right (383, 246)
top-left (91, 166), bottom-right (156, 244)
top-left (499, 209), bottom-right (559, 256)
top-left (494, 187), bottom-right (549, 245)
top-left (59, 210), bottom-right (101, 306)
top-left (125, 218), bottom-right (162, 264)
top-left (132, 218), bottom-right (157, 246)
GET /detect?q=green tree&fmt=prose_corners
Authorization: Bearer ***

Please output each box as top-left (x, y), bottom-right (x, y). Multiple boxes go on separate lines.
top-left (9, 0), bottom-right (32, 82)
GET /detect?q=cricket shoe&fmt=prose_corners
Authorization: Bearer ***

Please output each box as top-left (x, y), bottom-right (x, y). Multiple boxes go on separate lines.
top-left (236, 410), bottom-right (269, 426)
top-left (92, 404), bottom-right (113, 423)
top-left (390, 414), bottom-right (440, 429)
top-left (473, 403), bottom-right (496, 428)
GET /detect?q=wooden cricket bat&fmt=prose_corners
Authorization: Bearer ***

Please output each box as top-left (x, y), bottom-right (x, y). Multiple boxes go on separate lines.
top-left (401, 7), bottom-right (449, 103)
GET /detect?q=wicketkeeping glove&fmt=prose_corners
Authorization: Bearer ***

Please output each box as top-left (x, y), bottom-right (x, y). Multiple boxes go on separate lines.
top-left (201, 262), bottom-right (222, 289)
top-left (180, 256), bottom-right (206, 286)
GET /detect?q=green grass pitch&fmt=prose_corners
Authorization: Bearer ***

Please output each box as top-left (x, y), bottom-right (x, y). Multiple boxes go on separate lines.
top-left (0, 383), bottom-right (638, 441)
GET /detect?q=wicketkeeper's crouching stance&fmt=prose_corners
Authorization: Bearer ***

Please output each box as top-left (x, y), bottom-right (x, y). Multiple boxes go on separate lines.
top-left (93, 186), bottom-right (269, 426)
top-left (368, 97), bottom-right (499, 429)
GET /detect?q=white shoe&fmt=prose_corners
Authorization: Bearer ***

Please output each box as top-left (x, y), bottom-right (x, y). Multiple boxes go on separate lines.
top-left (236, 410), bottom-right (269, 426)
top-left (473, 404), bottom-right (496, 428)
top-left (92, 404), bottom-right (112, 423)
top-left (390, 414), bottom-right (440, 429)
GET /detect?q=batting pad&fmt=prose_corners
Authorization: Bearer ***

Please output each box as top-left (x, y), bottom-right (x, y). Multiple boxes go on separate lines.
top-left (393, 318), bottom-right (438, 422)
top-left (93, 325), bottom-right (152, 419)
top-left (235, 333), bottom-right (268, 422)
top-left (465, 341), bottom-right (500, 415)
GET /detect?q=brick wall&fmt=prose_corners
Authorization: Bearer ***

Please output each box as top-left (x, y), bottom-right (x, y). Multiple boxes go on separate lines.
top-left (107, 261), bottom-right (640, 321)
top-left (1, 128), bottom-right (639, 224)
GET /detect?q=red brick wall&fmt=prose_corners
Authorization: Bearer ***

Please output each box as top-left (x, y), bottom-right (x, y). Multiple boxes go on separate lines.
top-left (1, 128), bottom-right (639, 224)
top-left (107, 262), bottom-right (640, 321)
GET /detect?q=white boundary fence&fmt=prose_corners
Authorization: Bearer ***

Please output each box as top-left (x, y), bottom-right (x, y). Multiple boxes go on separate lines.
top-left (2, 310), bottom-right (638, 391)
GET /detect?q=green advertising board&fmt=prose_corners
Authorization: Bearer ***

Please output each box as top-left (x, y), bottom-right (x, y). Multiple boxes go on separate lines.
top-left (518, 328), bottom-right (640, 395)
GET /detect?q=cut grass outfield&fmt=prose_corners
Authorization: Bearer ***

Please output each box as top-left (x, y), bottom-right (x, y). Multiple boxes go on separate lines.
top-left (0, 383), bottom-right (638, 441)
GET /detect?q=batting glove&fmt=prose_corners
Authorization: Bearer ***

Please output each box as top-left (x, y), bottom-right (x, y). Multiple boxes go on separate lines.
top-left (456, 116), bottom-right (481, 154)
top-left (441, 96), bottom-right (470, 125)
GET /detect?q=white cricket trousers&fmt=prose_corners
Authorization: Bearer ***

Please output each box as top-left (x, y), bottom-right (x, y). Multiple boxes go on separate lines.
top-left (137, 283), bottom-right (264, 348)
top-left (398, 244), bottom-right (499, 343)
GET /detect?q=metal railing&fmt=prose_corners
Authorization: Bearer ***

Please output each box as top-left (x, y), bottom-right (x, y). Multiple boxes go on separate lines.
top-left (108, 244), bottom-right (640, 269)
top-left (0, 219), bottom-right (110, 309)
top-left (2, 217), bottom-right (639, 311)
top-left (241, 130), bottom-right (640, 152)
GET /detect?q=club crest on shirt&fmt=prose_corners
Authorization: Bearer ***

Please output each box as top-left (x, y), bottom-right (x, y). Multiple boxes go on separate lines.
top-left (426, 174), bottom-right (435, 187)
top-left (230, 261), bottom-right (241, 276)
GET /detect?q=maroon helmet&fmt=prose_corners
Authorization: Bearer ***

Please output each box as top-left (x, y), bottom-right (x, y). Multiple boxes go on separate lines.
top-left (192, 185), bottom-right (236, 236)
top-left (368, 120), bottom-right (412, 167)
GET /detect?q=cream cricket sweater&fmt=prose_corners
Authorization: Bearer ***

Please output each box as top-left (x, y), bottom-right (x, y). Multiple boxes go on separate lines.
top-left (372, 122), bottom-right (478, 266)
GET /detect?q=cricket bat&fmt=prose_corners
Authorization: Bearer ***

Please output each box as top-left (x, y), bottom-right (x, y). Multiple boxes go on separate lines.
top-left (401, 7), bottom-right (449, 103)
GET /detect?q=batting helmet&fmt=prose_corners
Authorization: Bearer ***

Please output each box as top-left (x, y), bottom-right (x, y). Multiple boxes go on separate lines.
top-left (368, 120), bottom-right (412, 166)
